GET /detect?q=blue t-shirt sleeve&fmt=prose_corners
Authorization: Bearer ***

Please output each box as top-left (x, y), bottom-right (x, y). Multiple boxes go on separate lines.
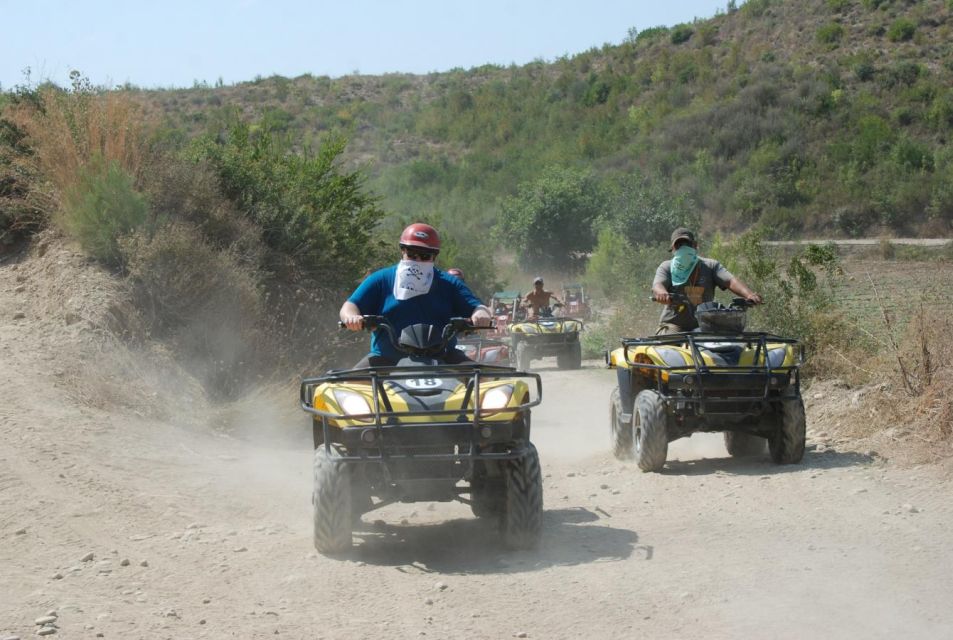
top-left (449, 277), bottom-right (483, 316)
top-left (347, 268), bottom-right (387, 313)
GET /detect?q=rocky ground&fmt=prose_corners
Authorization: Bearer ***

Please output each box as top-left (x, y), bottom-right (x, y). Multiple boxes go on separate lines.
top-left (2, 240), bottom-right (952, 639)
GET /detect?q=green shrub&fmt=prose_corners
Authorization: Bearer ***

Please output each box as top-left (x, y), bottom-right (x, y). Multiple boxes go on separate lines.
top-left (636, 26), bottom-right (669, 43)
top-left (670, 24), bottom-right (694, 45)
top-left (887, 18), bottom-right (916, 42)
top-left (495, 165), bottom-right (607, 270)
top-left (892, 106), bottom-right (915, 126)
top-left (0, 116), bottom-right (50, 245)
top-left (709, 232), bottom-right (852, 358)
top-left (817, 23), bottom-right (846, 44)
top-left (827, 0), bottom-right (851, 12)
top-left (861, 0), bottom-right (888, 9)
top-left (191, 116), bottom-right (385, 284)
top-left (928, 91), bottom-right (953, 129)
top-left (853, 60), bottom-right (876, 81)
top-left (743, 0), bottom-right (773, 17)
top-left (59, 157), bottom-right (149, 266)
top-left (891, 137), bottom-right (933, 171)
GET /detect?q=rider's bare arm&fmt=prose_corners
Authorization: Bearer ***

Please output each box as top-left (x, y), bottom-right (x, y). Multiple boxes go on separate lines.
top-left (652, 283), bottom-right (672, 304)
top-left (339, 301), bottom-right (365, 331)
top-left (727, 278), bottom-right (762, 304)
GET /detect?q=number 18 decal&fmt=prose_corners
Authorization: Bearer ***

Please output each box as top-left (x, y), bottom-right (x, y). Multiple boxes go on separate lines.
top-left (406, 378), bottom-right (440, 388)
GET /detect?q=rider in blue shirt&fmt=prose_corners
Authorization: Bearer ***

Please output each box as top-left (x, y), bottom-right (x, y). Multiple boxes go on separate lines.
top-left (339, 223), bottom-right (492, 367)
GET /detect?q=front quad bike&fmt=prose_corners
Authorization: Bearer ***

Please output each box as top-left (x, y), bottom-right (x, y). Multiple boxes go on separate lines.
top-left (606, 296), bottom-right (806, 472)
top-left (510, 305), bottom-right (583, 371)
top-left (301, 316), bottom-right (543, 554)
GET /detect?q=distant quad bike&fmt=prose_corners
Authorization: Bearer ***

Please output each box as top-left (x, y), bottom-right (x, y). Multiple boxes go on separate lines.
top-left (455, 334), bottom-right (511, 365)
top-left (300, 316), bottom-right (543, 554)
top-left (561, 283), bottom-right (592, 320)
top-left (606, 295), bottom-right (806, 472)
top-left (489, 291), bottom-right (525, 338)
top-left (510, 304), bottom-right (583, 371)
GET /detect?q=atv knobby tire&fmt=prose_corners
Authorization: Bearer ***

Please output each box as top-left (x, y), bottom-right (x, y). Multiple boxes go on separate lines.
top-left (556, 342), bottom-right (582, 370)
top-left (633, 390), bottom-right (668, 472)
top-left (312, 447), bottom-right (353, 554)
top-left (769, 398), bottom-right (806, 464)
top-left (610, 388), bottom-right (633, 460)
top-left (724, 431), bottom-right (766, 457)
top-left (501, 443), bottom-right (543, 549)
top-left (515, 341), bottom-right (532, 371)
top-left (470, 466), bottom-right (504, 519)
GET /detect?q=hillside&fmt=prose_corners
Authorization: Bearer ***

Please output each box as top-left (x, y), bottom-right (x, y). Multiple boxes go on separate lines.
top-left (135, 0), bottom-right (953, 241)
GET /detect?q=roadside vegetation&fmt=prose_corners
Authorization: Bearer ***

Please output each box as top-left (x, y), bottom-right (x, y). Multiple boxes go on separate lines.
top-left (1, 0), bottom-right (951, 453)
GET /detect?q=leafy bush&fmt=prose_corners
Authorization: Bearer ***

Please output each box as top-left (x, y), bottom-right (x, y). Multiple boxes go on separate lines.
top-left (928, 91), bottom-right (953, 129)
top-left (710, 232), bottom-right (853, 359)
top-left (192, 117), bottom-right (385, 284)
top-left (888, 18), bottom-right (916, 42)
top-left (670, 25), bottom-right (694, 45)
top-left (636, 26), bottom-right (670, 43)
top-left (495, 166), bottom-right (607, 271)
top-left (599, 172), bottom-right (698, 248)
top-left (891, 137), bottom-right (933, 171)
top-left (0, 115), bottom-right (50, 245)
top-left (59, 156), bottom-right (149, 265)
top-left (827, 0), bottom-right (851, 12)
top-left (817, 23), bottom-right (846, 44)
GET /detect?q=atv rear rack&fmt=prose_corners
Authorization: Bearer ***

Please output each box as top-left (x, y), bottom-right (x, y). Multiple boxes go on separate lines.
top-left (300, 364), bottom-right (542, 463)
top-left (617, 331), bottom-right (804, 413)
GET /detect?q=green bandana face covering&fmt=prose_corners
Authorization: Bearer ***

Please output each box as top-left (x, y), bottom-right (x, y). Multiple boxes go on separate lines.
top-left (671, 245), bottom-right (699, 286)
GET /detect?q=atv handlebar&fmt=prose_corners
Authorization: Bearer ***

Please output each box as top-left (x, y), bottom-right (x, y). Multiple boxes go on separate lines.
top-left (338, 315), bottom-right (491, 356)
top-left (650, 294), bottom-right (760, 308)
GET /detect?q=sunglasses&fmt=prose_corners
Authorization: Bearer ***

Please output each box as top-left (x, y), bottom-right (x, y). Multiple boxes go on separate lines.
top-left (403, 248), bottom-right (437, 261)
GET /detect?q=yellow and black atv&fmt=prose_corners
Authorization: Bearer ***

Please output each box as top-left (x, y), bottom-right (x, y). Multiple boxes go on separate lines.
top-left (510, 304), bottom-right (583, 371)
top-left (606, 296), bottom-right (805, 472)
top-left (300, 316), bottom-right (543, 554)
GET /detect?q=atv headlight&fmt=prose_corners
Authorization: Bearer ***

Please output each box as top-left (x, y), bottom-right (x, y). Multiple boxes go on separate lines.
top-left (481, 385), bottom-right (514, 410)
top-left (767, 347), bottom-right (788, 369)
top-left (333, 389), bottom-right (372, 417)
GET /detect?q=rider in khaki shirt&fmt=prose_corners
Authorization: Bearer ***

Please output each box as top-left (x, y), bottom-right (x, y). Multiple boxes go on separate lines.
top-left (652, 228), bottom-right (762, 333)
top-left (523, 277), bottom-right (562, 318)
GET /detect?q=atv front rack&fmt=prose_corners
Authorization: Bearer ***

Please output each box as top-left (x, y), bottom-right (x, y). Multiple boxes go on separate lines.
top-left (300, 364), bottom-right (542, 462)
top-left (617, 331), bottom-right (804, 413)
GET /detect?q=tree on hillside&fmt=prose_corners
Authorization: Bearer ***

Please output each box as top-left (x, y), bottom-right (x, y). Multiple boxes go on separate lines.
top-left (600, 172), bottom-right (698, 248)
top-left (496, 166), bottom-right (607, 271)
top-left (191, 117), bottom-right (386, 284)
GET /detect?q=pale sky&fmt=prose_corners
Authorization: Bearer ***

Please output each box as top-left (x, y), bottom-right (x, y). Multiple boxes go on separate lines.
top-left (2, 0), bottom-right (730, 90)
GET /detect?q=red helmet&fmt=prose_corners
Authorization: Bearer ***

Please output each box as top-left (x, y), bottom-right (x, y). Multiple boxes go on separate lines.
top-left (446, 267), bottom-right (465, 280)
top-left (399, 223), bottom-right (440, 251)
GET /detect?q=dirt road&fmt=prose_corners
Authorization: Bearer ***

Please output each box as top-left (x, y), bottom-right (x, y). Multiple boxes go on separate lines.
top-left (2, 247), bottom-right (953, 639)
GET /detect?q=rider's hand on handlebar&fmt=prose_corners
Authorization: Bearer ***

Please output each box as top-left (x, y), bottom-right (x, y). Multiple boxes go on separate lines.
top-left (341, 315), bottom-right (365, 331)
top-left (654, 291), bottom-right (672, 304)
top-left (471, 307), bottom-right (493, 328)
top-left (746, 292), bottom-right (763, 305)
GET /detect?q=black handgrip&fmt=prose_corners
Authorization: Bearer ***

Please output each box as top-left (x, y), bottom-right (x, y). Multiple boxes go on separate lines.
top-left (338, 315), bottom-right (385, 330)
top-left (650, 292), bottom-right (691, 304)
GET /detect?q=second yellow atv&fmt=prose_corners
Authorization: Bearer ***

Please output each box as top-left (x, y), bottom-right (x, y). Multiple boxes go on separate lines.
top-left (510, 304), bottom-right (583, 371)
top-left (607, 297), bottom-right (806, 472)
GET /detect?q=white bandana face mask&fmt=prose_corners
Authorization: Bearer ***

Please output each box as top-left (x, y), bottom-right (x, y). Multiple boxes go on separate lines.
top-left (393, 260), bottom-right (435, 300)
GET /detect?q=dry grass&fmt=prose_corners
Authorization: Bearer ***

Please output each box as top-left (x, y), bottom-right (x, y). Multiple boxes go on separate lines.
top-left (10, 88), bottom-right (148, 198)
